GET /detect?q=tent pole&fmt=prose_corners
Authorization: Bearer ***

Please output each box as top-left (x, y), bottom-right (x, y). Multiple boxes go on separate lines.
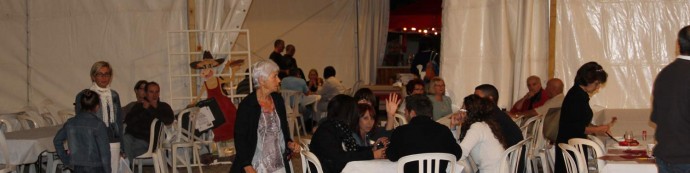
top-left (25, 0), bottom-right (30, 105)
top-left (355, 0), bottom-right (361, 82)
top-left (548, 0), bottom-right (557, 78)
top-left (188, 0), bottom-right (199, 101)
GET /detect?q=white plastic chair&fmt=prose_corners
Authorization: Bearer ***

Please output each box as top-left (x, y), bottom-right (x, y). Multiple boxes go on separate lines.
top-left (558, 143), bottom-right (586, 173)
top-left (133, 119), bottom-right (164, 173)
top-left (281, 90), bottom-right (307, 139)
top-left (393, 114), bottom-right (407, 128)
top-left (499, 136), bottom-right (531, 173)
top-left (0, 131), bottom-right (16, 173)
top-left (58, 110), bottom-right (76, 123)
top-left (568, 138), bottom-right (605, 172)
top-left (301, 150), bottom-right (324, 173)
top-left (164, 107), bottom-right (203, 173)
top-left (26, 110), bottom-right (58, 126)
top-left (16, 113), bottom-right (46, 129)
top-left (519, 116), bottom-right (543, 173)
top-left (587, 135), bottom-right (606, 154)
top-left (396, 153), bottom-right (456, 173)
top-left (0, 118), bottom-right (16, 133)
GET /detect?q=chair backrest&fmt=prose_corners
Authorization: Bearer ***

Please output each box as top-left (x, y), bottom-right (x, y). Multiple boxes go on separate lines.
top-left (396, 153), bottom-right (456, 173)
top-left (17, 113), bottom-right (45, 129)
top-left (586, 135), bottom-right (606, 154)
top-left (0, 118), bottom-right (16, 133)
top-left (394, 114), bottom-right (407, 127)
top-left (301, 150), bottom-right (324, 173)
top-left (499, 136), bottom-right (531, 173)
top-left (281, 90), bottom-right (303, 113)
top-left (558, 143), bottom-right (586, 173)
top-left (568, 138), bottom-right (605, 172)
top-left (28, 109), bottom-right (58, 126)
top-left (144, 119), bottom-right (161, 155)
top-left (520, 116), bottom-right (539, 137)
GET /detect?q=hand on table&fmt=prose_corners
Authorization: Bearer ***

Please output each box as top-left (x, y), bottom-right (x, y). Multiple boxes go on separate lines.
top-left (373, 147), bottom-right (387, 159)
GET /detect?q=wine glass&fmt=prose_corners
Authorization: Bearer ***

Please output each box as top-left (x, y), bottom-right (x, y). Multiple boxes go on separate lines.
top-left (624, 130), bottom-right (634, 143)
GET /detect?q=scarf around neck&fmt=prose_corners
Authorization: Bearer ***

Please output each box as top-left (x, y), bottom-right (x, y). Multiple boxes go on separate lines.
top-left (90, 83), bottom-right (115, 126)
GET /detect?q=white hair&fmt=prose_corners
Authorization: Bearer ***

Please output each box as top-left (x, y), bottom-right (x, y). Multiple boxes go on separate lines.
top-left (252, 60), bottom-right (279, 88)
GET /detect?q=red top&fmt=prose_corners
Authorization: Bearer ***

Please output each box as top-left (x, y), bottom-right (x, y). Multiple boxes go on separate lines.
top-left (510, 89), bottom-right (550, 113)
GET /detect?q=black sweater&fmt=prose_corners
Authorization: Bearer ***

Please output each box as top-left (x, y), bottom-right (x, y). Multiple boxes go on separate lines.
top-left (652, 58), bottom-right (690, 163)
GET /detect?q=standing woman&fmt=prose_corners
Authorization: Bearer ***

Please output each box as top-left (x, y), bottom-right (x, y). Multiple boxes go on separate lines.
top-left (231, 60), bottom-right (300, 173)
top-left (75, 61), bottom-right (123, 140)
top-left (554, 61), bottom-right (611, 172)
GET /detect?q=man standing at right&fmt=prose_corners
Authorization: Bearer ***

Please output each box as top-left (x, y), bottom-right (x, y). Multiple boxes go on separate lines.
top-left (652, 25), bottom-right (690, 172)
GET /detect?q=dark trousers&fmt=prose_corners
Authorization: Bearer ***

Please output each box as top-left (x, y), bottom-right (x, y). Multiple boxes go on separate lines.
top-left (73, 165), bottom-right (106, 173)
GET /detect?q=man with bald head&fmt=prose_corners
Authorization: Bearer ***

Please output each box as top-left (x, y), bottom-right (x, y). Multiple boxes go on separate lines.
top-left (509, 76), bottom-right (550, 118)
top-left (510, 78), bottom-right (565, 118)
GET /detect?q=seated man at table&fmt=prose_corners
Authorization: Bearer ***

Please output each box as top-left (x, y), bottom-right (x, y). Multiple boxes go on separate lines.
top-left (123, 82), bottom-right (174, 163)
top-left (386, 95), bottom-right (462, 173)
top-left (474, 84), bottom-right (524, 147)
top-left (509, 78), bottom-right (565, 119)
top-left (509, 76), bottom-right (549, 118)
top-left (54, 89), bottom-right (111, 173)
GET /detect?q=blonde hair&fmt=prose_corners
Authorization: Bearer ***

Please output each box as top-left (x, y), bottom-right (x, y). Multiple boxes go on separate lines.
top-left (429, 77), bottom-right (445, 94)
top-left (90, 61), bottom-right (112, 82)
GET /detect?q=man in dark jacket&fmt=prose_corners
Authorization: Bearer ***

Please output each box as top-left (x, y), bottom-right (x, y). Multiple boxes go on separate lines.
top-left (386, 95), bottom-right (462, 173)
top-left (122, 82), bottom-right (174, 163)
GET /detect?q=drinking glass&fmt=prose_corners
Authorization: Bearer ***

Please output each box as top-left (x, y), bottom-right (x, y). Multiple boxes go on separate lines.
top-left (647, 144), bottom-right (656, 157)
top-left (624, 130), bottom-right (634, 143)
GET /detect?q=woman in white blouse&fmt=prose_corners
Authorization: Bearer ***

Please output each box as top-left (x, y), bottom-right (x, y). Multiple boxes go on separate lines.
top-left (450, 94), bottom-right (508, 173)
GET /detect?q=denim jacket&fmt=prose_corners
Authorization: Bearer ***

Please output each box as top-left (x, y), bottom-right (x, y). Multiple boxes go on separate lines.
top-left (75, 89), bottom-right (123, 141)
top-left (53, 112), bottom-right (111, 173)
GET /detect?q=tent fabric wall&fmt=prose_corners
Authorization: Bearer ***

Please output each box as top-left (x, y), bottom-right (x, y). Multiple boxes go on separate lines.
top-left (441, 0), bottom-right (549, 108)
top-left (17, 0), bottom-right (187, 111)
top-left (0, 0), bottom-right (386, 112)
top-left (555, 0), bottom-right (690, 109)
top-left (0, 0), bottom-right (28, 113)
top-left (241, 0), bottom-right (387, 88)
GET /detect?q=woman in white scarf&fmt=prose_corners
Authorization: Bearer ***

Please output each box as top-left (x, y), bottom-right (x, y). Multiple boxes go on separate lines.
top-left (75, 61), bottom-right (123, 140)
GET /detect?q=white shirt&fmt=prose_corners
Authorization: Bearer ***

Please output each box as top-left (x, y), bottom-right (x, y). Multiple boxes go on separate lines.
top-left (535, 93), bottom-right (565, 116)
top-left (678, 55), bottom-right (690, 61)
top-left (452, 122), bottom-right (505, 173)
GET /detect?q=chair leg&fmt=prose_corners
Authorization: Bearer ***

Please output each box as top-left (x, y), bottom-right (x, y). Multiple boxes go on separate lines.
top-left (193, 144), bottom-right (204, 173)
top-left (298, 116), bottom-right (307, 136)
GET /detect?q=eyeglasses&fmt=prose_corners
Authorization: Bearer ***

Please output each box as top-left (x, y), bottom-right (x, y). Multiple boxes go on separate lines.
top-left (95, 73), bottom-right (111, 78)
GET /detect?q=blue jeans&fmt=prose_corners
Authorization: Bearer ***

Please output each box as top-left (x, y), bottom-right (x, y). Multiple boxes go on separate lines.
top-left (658, 158), bottom-right (690, 173)
top-left (122, 134), bottom-right (149, 164)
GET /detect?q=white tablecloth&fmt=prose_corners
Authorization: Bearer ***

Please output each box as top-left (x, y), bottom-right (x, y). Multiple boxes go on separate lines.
top-left (1, 125), bottom-right (61, 165)
top-left (342, 159), bottom-right (465, 173)
top-left (601, 135), bottom-right (658, 173)
top-left (604, 161), bottom-right (657, 173)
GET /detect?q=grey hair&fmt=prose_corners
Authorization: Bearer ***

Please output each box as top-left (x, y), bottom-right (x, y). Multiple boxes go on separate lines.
top-left (252, 60), bottom-right (279, 88)
top-left (90, 61), bottom-right (112, 81)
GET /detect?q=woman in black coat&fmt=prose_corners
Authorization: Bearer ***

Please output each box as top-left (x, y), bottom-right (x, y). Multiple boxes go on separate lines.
top-left (230, 60), bottom-right (300, 173)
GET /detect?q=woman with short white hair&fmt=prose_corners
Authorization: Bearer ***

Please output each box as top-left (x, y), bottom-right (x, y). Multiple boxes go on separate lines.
top-left (231, 60), bottom-right (300, 173)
